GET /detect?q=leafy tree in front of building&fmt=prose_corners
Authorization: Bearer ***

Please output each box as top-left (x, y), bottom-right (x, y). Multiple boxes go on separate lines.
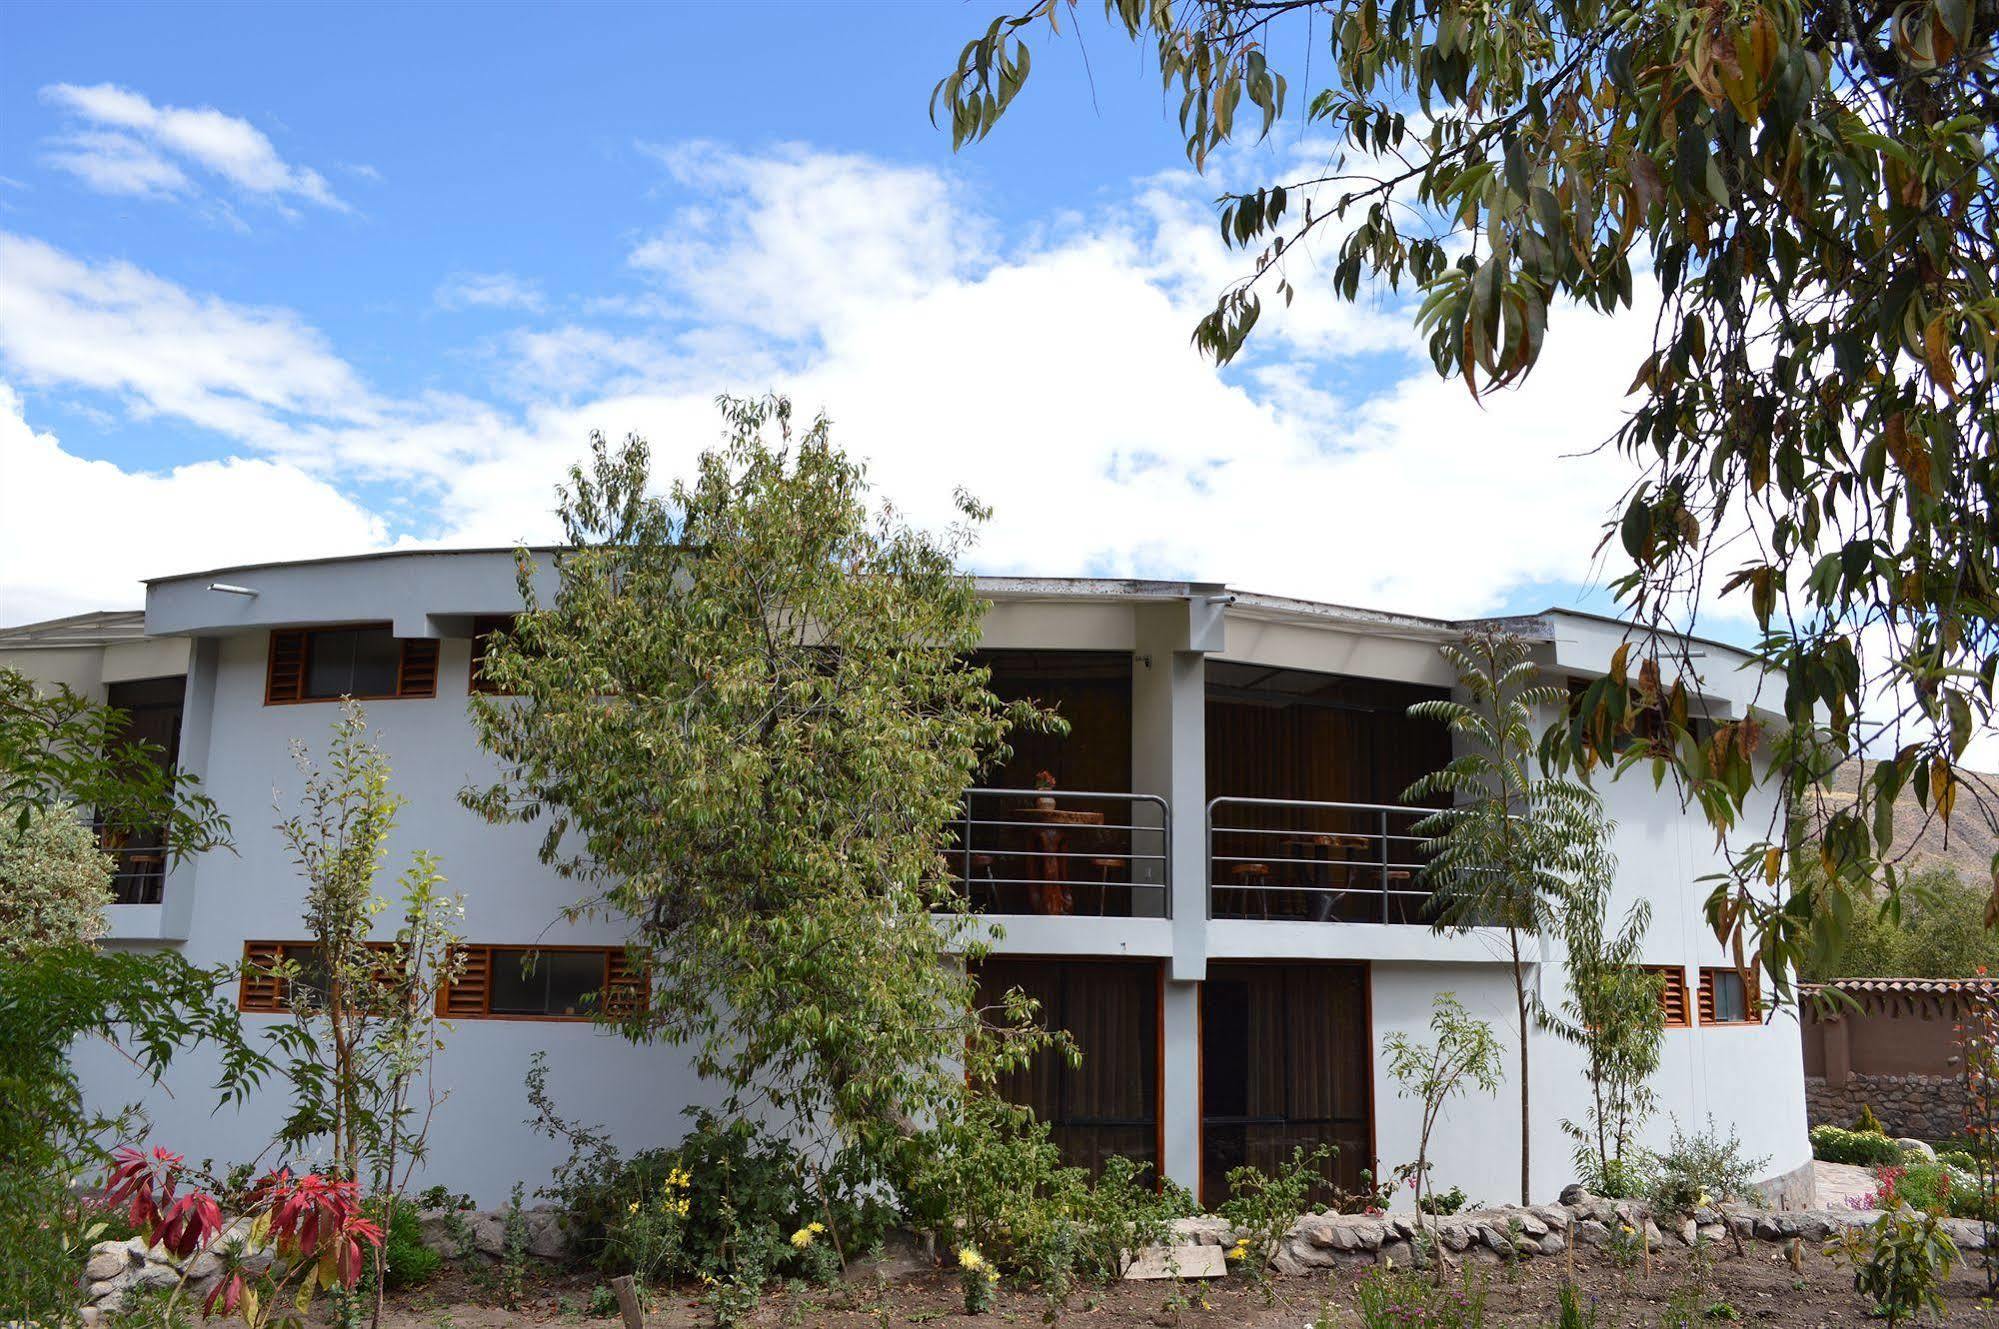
top-left (1408, 630), bottom-right (1606, 1204)
top-left (464, 396), bottom-right (1054, 1248)
top-left (0, 668), bottom-right (280, 1323)
top-left (1384, 991), bottom-right (1504, 1282)
top-left (932, 0), bottom-right (1999, 1010)
top-left (1543, 838), bottom-right (1666, 1198)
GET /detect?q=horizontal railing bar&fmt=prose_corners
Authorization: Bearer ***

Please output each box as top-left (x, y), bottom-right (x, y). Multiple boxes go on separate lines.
top-left (1213, 854), bottom-right (1428, 870)
top-left (1206, 795), bottom-right (1432, 817)
top-left (969, 788), bottom-right (1167, 804)
top-left (1210, 887), bottom-right (1433, 902)
top-left (1208, 825), bottom-right (1427, 843)
top-left (953, 819), bottom-right (1166, 836)
top-left (956, 851), bottom-right (1167, 866)
top-left (969, 880), bottom-right (1170, 891)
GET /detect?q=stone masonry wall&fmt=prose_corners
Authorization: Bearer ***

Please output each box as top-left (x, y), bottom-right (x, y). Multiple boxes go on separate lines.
top-left (1806, 1072), bottom-right (1966, 1141)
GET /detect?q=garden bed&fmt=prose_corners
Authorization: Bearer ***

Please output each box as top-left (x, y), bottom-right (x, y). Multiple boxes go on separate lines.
top-left (349, 1242), bottom-right (1999, 1328)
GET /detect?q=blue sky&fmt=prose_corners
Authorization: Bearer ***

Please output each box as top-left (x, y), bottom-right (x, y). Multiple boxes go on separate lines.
top-left (0, 1), bottom-right (1645, 627)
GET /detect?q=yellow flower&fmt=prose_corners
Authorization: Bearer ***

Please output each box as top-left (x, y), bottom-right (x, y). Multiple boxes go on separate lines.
top-left (958, 1247), bottom-right (986, 1272)
top-left (1696, 1191), bottom-right (1713, 1209)
top-left (808, 1221), bottom-right (825, 1234)
top-left (626, 1201), bottom-right (640, 1215)
top-left (790, 1227), bottom-right (816, 1249)
top-left (673, 1198), bottom-right (691, 1218)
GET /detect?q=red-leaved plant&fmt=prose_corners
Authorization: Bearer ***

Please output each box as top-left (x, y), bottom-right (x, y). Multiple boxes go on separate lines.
top-left (102, 1145), bottom-right (381, 1323)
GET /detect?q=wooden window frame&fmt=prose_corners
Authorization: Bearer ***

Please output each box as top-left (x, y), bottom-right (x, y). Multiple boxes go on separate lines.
top-left (468, 614), bottom-right (518, 695)
top-left (1697, 966), bottom-right (1761, 1026)
top-left (239, 939), bottom-right (401, 1013)
top-left (265, 625), bottom-right (440, 705)
top-left (1645, 965), bottom-right (1691, 1029)
top-left (437, 944), bottom-right (647, 1022)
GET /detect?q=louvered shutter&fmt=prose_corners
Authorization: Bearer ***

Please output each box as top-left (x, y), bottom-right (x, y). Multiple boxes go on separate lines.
top-left (1697, 969), bottom-right (1717, 1024)
top-left (442, 944), bottom-right (491, 1017)
top-left (266, 631), bottom-right (307, 703)
top-left (1653, 967), bottom-right (1689, 1027)
top-left (397, 639), bottom-right (440, 698)
top-left (241, 941), bottom-right (286, 1012)
top-left (604, 949), bottom-right (649, 1019)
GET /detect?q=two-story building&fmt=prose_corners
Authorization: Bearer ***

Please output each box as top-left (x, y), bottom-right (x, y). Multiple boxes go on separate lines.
top-left (3, 550), bottom-right (1813, 1208)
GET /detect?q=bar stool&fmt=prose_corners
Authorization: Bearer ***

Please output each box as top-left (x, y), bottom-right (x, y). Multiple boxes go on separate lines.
top-left (1228, 862), bottom-right (1274, 920)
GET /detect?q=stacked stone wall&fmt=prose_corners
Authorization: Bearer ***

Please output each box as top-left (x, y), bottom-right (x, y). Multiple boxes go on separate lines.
top-left (1805, 1072), bottom-right (1966, 1141)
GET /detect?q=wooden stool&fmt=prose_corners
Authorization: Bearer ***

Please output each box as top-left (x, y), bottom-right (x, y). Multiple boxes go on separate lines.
top-left (1087, 857), bottom-right (1125, 916)
top-left (1229, 862), bottom-right (1274, 920)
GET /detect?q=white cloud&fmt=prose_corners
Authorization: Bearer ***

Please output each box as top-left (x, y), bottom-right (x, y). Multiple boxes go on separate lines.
top-left (436, 272), bottom-right (545, 313)
top-left (0, 384), bottom-right (388, 623)
top-left (39, 83), bottom-right (346, 213)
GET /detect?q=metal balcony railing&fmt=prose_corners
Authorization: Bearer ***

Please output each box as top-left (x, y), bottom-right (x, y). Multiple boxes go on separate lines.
top-left (1207, 797), bottom-right (1434, 924)
top-left (97, 825), bottom-right (168, 905)
top-left (949, 788), bottom-right (1170, 918)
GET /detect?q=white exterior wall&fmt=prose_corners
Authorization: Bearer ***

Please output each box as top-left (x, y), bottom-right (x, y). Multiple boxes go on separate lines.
top-left (52, 555), bottom-right (1809, 1208)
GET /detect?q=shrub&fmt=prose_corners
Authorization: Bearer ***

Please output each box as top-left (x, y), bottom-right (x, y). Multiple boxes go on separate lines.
top-left (1938, 1150), bottom-right (1978, 1173)
top-left (1827, 1207), bottom-right (1957, 1329)
top-left (901, 1092), bottom-right (1189, 1309)
top-left (1812, 1125), bottom-right (1906, 1168)
top-left (1650, 1118), bottom-right (1768, 1216)
top-left (1349, 1263), bottom-right (1488, 1329)
top-left (368, 1199), bottom-right (442, 1290)
top-left (1854, 1105), bottom-right (1887, 1136)
top-left (1418, 1185), bottom-right (1470, 1216)
top-left (0, 802), bottom-right (114, 956)
top-left (1219, 1146), bottom-right (1334, 1302)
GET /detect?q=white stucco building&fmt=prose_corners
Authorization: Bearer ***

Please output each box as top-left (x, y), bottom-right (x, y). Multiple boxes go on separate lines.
top-left (2, 550), bottom-right (1812, 1209)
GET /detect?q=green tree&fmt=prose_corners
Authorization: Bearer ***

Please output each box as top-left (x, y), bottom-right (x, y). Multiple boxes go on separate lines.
top-left (1384, 991), bottom-right (1504, 1280)
top-left (1802, 865), bottom-right (1999, 980)
top-left (935, 0), bottom-right (1999, 995)
top-left (464, 396), bottom-right (1047, 1177)
top-left (1407, 630), bottom-right (1605, 1203)
top-left (1, 666), bottom-right (227, 857)
top-left (0, 802), bottom-right (116, 956)
top-left (1542, 852), bottom-right (1666, 1197)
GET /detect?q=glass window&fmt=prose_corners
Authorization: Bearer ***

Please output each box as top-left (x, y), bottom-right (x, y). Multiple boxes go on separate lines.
top-left (490, 949), bottom-right (607, 1017)
top-left (281, 943), bottom-right (331, 1010)
top-left (305, 628), bottom-right (402, 699)
top-left (1709, 970), bottom-right (1750, 1022)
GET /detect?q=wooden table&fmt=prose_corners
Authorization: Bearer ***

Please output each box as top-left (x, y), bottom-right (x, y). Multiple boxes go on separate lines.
top-left (1016, 804), bottom-right (1106, 915)
top-left (1277, 834), bottom-right (1371, 921)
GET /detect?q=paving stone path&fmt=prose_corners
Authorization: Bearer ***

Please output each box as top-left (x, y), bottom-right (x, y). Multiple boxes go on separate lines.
top-left (1813, 1160), bottom-right (1876, 1209)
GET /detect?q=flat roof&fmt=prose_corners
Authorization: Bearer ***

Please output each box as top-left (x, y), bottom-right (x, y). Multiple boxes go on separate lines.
top-left (0, 609), bottom-right (149, 649)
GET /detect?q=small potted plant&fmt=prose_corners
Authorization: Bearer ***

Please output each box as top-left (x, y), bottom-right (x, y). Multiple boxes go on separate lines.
top-left (1032, 770), bottom-right (1057, 810)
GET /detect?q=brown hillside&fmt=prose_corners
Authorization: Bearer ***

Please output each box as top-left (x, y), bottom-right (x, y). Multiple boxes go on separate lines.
top-left (1819, 762), bottom-right (1999, 884)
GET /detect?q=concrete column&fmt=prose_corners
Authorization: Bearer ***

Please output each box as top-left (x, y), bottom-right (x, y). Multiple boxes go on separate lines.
top-left (1132, 593), bottom-right (1223, 1197)
top-left (1160, 978), bottom-right (1202, 1193)
top-left (160, 636), bottom-right (221, 945)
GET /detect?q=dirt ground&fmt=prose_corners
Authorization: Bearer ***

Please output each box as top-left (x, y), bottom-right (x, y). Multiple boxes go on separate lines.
top-left (364, 1243), bottom-right (1999, 1329)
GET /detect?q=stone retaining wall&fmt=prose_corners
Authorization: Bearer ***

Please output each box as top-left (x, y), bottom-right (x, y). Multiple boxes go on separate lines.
top-left (1806, 1072), bottom-right (1967, 1141)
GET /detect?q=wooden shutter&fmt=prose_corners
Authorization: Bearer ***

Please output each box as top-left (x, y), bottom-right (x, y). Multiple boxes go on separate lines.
top-left (604, 949), bottom-right (650, 1019)
top-left (1697, 968), bottom-right (1758, 1024)
top-left (441, 944), bottom-right (492, 1017)
top-left (266, 631), bottom-right (308, 704)
top-left (1697, 969), bottom-right (1716, 1023)
top-left (1650, 966), bottom-right (1690, 1028)
top-left (396, 639), bottom-right (440, 698)
top-left (241, 941), bottom-right (286, 1012)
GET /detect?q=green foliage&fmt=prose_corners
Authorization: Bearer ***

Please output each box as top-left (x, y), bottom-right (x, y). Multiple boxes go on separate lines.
top-left (1385, 990), bottom-right (1504, 1264)
top-left (1349, 1264), bottom-right (1489, 1329)
top-left (527, 1055), bottom-right (886, 1291)
top-left (1555, 1281), bottom-right (1600, 1329)
top-left (585, 1284), bottom-right (619, 1318)
top-left (1407, 631), bottom-right (1604, 1203)
top-left (956, 1247), bottom-right (999, 1314)
top-left (464, 399), bottom-right (1049, 1163)
top-left (1650, 1118), bottom-right (1768, 1216)
top-left (934, 0), bottom-right (1999, 1008)
top-left (1800, 868), bottom-right (1999, 982)
top-left (272, 703), bottom-right (464, 1180)
top-left (0, 800), bottom-right (115, 955)
top-left (902, 1090), bottom-right (1188, 1309)
top-left (1418, 1185), bottom-right (1471, 1217)
top-left (366, 1198), bottom-right (443, 1290)
top-left (1219, 1147), bottom-right (1333, 1301)
top-left (0, 947), bottom-right (288, 1322)
top-left (1543, 835), bottom-right (1664, 1199)
top-left (1812, 1125), bottom-right (1905, 1168)
top-left (0, 666), bottom-right (229, 863)
top-left (1828, 1207), bottom-right (1959, 1329)
top-left (1855, 1104), bottom-right (1888, 1136)
top-left (500, 1182), bottom-right (529, 1310)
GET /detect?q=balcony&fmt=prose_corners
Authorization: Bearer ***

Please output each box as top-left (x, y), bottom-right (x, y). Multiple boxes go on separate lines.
top-left (1206, 797), bottom-right (1432, 923)
top-left (950, 787), bottom-right (1169, 918)
top-left (98, 824), bottom-right (168, 905)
